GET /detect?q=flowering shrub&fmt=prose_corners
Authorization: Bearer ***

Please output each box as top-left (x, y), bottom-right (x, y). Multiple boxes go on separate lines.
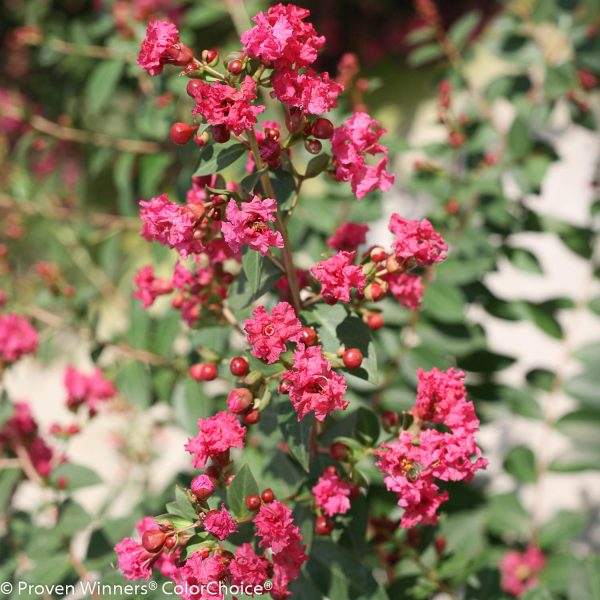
top-left (1, 1), bottom-right (599, 599)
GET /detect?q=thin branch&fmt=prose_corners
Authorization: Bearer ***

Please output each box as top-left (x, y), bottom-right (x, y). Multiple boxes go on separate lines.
top-left (3, 103), bottom-right (162, 154)
top-left (246, 130), bottom-right (302, 314)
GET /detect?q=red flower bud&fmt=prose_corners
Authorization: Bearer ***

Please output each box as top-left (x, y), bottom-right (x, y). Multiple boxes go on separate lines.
top-left (142, 529), bottom-right (166, 553)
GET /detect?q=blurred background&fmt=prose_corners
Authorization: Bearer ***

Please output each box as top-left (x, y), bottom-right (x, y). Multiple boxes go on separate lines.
top-left (1, 0), bottom-right (600, 596)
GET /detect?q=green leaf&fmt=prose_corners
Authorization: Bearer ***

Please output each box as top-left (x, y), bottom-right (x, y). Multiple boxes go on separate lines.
top-left (115, 360), bottom-right (151, 408)
top-left (505, 247), bottom-right (543, 273)
top-left (227, 464), bottom-right (259, 520)
top-left (306, 540), bottom-right (388, 600)
top-left (139, 153), bottom-right (172, 198)
top-left (448, 11), bottom-right (481, 48)
top-left (228, 250), bottom-right (281, 310)
top-left (589, 296), bottom-right (600, 316)
top-left (193, 141), bottom-right (246, 176)
top-left (50, 463), bottom-right (102, 490)
top-left (549, 446), bottom-right (600, 472)
top-left (503, 445), bottom-right (537, 482)
top-left (407, 43), bottom-right (444, 67)
top-left (508, 115), bottom-right (533, 159)
top-left (304, 154), bottom-right (329, 179)
top-left (485, 493), bottom-right (529, 537)
top-left (166, 486), bottom-right (198, 522)
top-left (538, 510), bottom-right (589, 548)
top-left (564, 371), bottom-right (600, 407)
top-left (554, 409), bottom-right (600, 448)
top-left (354, 406), bottom-right (380, 446)
top-left (422, 282), bottom-right (466, 323)
top-left (23, 553), bottom-right (73, 586)
top-left (526, 368), bottom-right (555, 391)
top-left (278, 399), bottom-right (312, 471)
top-left (85, 59), bottom-right (124, 114)
top-left (172, 378), bottom-right (211, 435)
top-left (0, 468), bottom-right (20, 514)
top-left (56, 501), bottom-right (91, 536)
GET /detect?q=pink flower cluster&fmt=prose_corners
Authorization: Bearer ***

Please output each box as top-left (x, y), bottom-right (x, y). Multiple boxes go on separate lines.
top-left (384, 272), bottom-right (424, 311)
top-left (254, 500), bottom-right (308, 597)
top-left (388, 214), bottom-right (447, 267)
top-left (139, 194), bottom-right (203, 258)
top-left (375, 368), bottom-right (487, 528)
top-left (170, 262), bottom-right (232, 326)
top-left (64, 366), bottom-right (117, 415)
top-left (312, 469), bottom-right (352, 517)
top-left (241, 3), bottom-right (324, 68)
top-left (133, 265), bottom-right (174, 308)
top-left (191, 77), bottom-right (264, 135)
top-left (0, 313), bottom-right (38, 364)
top-left (185, 411), bottom-right (246, 469)
top-left (327, 222), bottom-right (369, 252)
top-left (241, 4), bottom-right (341, 116)
top-left (271, 68), bottom-right (342, 115)
top-left (137, 20), bottom-right (192, 75)
top-left (311, 251), bottom-right (366, 303)
top-left (284, 344), bottom-right (348, 421)
top-left (499, 546), bottom-right (546, 597)
top-left (244, 301), bottom-right (303, 364)
top-left (0, 401), bottom-right (55, 477)
top-left (331, 112), bottom-right (395, 200)
top-left (221, 196), bottom-right (283, 256)
top-left (204, 504), bottom-right (237, 540)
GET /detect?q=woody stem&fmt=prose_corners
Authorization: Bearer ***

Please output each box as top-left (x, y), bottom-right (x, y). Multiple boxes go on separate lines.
top-left (246, 130), bottom-right (302, 314)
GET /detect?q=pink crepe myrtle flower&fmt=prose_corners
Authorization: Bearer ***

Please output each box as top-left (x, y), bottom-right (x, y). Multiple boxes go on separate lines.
top-left (384, 272), bottom-right (424, 311)
top-left (115, 538), bottom-right (154, 580)
top-left (375, 432), bottom-right (449, 528)
top-left (283, 344), bottom-right (348, 421)
top-left (179, 552), bottom-right (228, 600)
top-left (184, 411), bottom-right (246, 469)
top-left (331, 112), bottom-right (395, 200)
top-left (64, 367), bottom-right (117, 413)
top-left (204, 504), bottom-right (237, 540)
top-left (271, 67), bottom-right (342, 115)
top-left (418, 428), bottom-right (488, 483)
top-left (139, 194), bottom-right (203, 258)
top-left (28, 437), bottom-right (54, 477)
top-left (327, 222), bottom-right (369, 252)
top-left (137, 20), bottom-right (193, 76)
top-left (254, 499), bottom-right (304, 554)
top-left (221, 196), bottom-right (283, 256)
top-left (191, 76), bottom-right (264, 135)
top-left (229, 544), bottom-right (270, 587)
top-left (312, 470), bottom-right (352, 516)
top-left (414, 367), bottom-right (469, 427)
top-left (311, 251), bottom-right (366, 303)
top-left (0, 313), bottom-right (38, 364)
top-left (271, 534), bottom-right (308, 598)
top-left (133, 265), bottom-right (174, 308)
top-left (241, 3), bottom-right (324, 68)
top-left (0, 401), bottom-right (38, 438)
top-left (388, 214), bottom-right (447, 267)
top-left (243, 301), bottom-right (303, 364)
top-left (500, 546), bottom-right (546, 597)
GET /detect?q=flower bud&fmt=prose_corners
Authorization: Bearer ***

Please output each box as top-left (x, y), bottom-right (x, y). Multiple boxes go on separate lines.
top-left (142, 529), bottom-right (166, 553)
top-left (191, 474), bottom-right (215, 500)
top-left (227, 388), bottom-right (254, 414)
